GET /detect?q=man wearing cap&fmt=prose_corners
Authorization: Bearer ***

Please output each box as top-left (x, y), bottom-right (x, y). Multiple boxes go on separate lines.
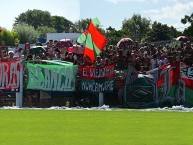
top-left (7, 51), bottom-right (15, 61)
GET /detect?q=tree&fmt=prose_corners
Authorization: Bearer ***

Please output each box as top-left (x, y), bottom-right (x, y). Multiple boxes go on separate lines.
top-left (0, 27), bottom-right (2, 33)
top-left (37, 26), bottom-right (56, 38)
top-left (0, 27), bottom-right (19, 46)
top-left (144, 21), bottom-right (180, 42)
top-left (122, 14), bottom-right (151, 42)
top-left (181, 13), bottom-right (193, 40)
top-left (13, 23), bottom-right (39, 43)
top-left (170, 26), bottom-right (181, 38)
top-left (105, 26), bottom-right (124, 45)
top-left (181, 14), bottom-right (193, 24)
top-left (183, 27), bottom-right (193, 40)
top-left (51, 16), bottom-right (73, 33)
top-left (73, 18), bottom-right (91, 33)
top-left (14, 9), bottom-right (52, 29)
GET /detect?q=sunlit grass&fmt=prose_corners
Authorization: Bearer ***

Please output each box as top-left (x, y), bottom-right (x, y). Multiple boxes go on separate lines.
top-left (0, 110), bottom-right (192, 145)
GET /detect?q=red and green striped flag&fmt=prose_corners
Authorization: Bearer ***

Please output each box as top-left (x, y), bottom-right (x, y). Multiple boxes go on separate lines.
top-left (77, 17), bottom-right (100, 43)
top-left (77, 18), bottom-right (107, 62)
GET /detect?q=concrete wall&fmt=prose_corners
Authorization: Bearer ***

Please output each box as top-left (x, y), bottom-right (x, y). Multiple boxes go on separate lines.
top-left (47, 33), bottom-right (81, 44)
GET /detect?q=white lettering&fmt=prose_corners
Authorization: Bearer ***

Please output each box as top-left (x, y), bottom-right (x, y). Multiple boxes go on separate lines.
top-left (27, 65), bottom-right (76, 91)
top-left (81, 80), bottom-right (114, 93)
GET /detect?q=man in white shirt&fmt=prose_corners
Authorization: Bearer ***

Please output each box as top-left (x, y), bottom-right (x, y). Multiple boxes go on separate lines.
top-left (13, 43), bottom-right (21, 58)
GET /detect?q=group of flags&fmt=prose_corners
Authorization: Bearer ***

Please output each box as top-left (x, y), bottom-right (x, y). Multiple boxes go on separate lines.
top-left (77, 18), bottom-right (107, 62)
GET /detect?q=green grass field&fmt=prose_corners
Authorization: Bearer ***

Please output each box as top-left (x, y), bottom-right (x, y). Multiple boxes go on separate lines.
top-left (0, 109), bottom-right (193, 145)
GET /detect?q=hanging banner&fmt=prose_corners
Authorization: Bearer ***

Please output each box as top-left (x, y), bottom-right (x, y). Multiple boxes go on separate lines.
top-left (78, 65), bottom-right (114, 80)
top-left (124, 62), bottom-right (182, 108)
top-left (179, 62), bottom-right (193, 107)
top-left (26, 63), bottom-right (78, 91)
top-left (156, 63), bottom-right (180, 105)
top-left (180, 62), bottom-right (193, 81)
top-left (79, 65), bottom-right (115, 93)
top-left (124, 62), bottom-right (193, 108)
top-left (81, 78), bottom-right (114, 93)
top-left (0, 61), bottom-right (21, 90)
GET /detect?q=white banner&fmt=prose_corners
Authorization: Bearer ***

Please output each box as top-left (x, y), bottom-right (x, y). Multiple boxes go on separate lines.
top-left (180, 62), bottom-right (193, 80)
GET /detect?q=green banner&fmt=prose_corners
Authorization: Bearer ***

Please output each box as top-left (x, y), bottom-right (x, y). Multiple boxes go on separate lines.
top-left (81, 78), bottom-right (114, 93)
top-left (124, 62), bottom-right (184, 108)
top-left (27, 63), bottom-right (78, 91)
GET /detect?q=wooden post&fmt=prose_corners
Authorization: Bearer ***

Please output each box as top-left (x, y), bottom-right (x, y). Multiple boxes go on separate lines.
top-left (99, 92), bottom-right (104, 106)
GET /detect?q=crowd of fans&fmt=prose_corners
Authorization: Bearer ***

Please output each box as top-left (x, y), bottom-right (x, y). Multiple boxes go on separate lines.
top-left (0, 39), bottom-right (193, 72)
top-left (0, 39), bottom-right (193, 107)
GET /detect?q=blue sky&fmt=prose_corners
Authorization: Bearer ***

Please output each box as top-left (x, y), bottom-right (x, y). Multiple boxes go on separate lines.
top-left (0, 0), bottom-right (192, 31)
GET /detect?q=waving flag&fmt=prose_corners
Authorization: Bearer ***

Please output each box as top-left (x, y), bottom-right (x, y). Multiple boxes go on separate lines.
top-left (77, 18), bottom-right (107, 62)
top-left (77, 17), bottom-right (100, 44)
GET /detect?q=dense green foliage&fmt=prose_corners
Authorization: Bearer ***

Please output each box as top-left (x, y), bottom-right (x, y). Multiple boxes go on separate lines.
top-left (106, 26), bottom-right (125, 45)
top-left (0, 28), bottom-right (19, 45)
top-left (37, 26), bottom-right (56, 37)
top-left (73, 18), bottom-right (90, 33)
top-left (0, 110), bottom-right (193, 145)
top-left (181, 13), bottom-right (193, 40)
top-left (0, 9), bottom-right (192, 44)
top-left (13, 23), bottom-right (39, 43)
top-left (14, 9), bottom-right (74, 34)
top-left (14, 9), bottom-right (52, 29)
top-left (144, 21), bottom-right (181, 42)
top-left (122, 14), bottom-right (151, 42)
top-left (51, 16), bottom-right (73, 33)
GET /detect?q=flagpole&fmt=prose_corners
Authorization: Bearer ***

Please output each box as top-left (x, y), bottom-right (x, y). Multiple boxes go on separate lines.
top-left (91, 37), bottom-right (104, 106)
top-left (81, 18), bottom-right (104, 106)
top-left (89, 19), bottom-right (104, 106)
